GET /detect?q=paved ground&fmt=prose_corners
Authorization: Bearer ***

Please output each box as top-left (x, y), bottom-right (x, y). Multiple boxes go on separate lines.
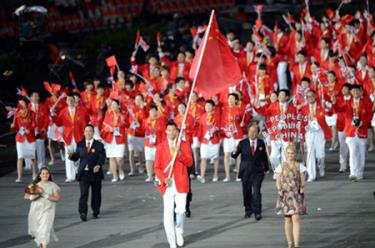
top-left (0, 148), bottom-right (375, 248)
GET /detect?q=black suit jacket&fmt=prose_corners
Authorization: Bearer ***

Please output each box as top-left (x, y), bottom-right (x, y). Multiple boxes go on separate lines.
top-left (231, 138), bottom-right (269, 181)
top-left (69, 139), bottom-right (105, 181)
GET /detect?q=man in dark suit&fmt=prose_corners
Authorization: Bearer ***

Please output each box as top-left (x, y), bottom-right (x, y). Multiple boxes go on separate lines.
top-left (231, 123), bottom-right (269, 221)
top-left (68, 124), bottom-right (105, 221)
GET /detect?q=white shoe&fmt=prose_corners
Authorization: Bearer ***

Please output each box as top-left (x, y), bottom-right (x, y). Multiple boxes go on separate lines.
top-left (198, 176), bottom-right (205, 184)
top-left (212, 177), bottom-right (218, 182)
top-left (48, 160), bottom-right (54, 166)
top-left (145, 177), bottom-right (153, 182)
top-left (65, 179), bottom-right (74, 183)
top-left (272, 174), bottom-right (277, 180)
top-left (106, 171), bottom-right (112, 175)
top-left (236, 177), bottom-right (241, 182)
top-left (307, 178), bottom-right (314, 182)
top-left (15, 179), bottom-right (22, 183)
top-left (32, 174), bottom-right (37, 181)
top-left (223, 177), bottom-right (231, 183)
top-left (176, 233), bottom-right (184, 247)
top-left (119, 170), bottom-right (125, 180)
top-left (319, 169), bottom-right (325, 177)
top-left (111, 178), bottom-right (118, 182)
top-left (128, 171), bottom-right (135, 176)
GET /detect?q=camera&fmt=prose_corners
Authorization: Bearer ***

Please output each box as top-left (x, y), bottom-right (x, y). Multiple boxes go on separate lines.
top-left (353, 118), bottom-right (360, 127)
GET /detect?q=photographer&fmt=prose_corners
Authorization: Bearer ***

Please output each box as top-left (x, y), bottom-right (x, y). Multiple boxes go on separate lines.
top-left (332, 84), bottom-right (373, 181)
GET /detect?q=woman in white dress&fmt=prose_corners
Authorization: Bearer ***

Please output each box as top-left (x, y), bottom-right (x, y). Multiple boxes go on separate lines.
top-left (24, 167), bottom-right (60, 248)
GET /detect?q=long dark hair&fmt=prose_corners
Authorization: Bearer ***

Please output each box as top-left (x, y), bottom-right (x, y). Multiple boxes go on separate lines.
top-left (32, 167), bottom-right (53, 184)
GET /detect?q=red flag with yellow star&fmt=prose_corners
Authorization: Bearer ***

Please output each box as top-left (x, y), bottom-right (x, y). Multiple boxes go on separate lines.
top-left (189, 12), bottom-right (242, 98)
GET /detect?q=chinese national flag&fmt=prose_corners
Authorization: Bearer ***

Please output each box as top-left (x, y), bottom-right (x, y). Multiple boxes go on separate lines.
top-left (105, 55), bottom-right (117, 68)
top-left (189, 12), bottom-right (242, 98)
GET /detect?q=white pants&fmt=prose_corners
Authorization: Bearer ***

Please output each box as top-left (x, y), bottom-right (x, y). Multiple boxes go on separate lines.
top-left (163, 179), bottom-right (186, 248)
top-left (65, 139), bottom-right (78, 180)
top-left (26, 139), bottom-right (46, 170)
top-left (338, 131), bottom-right (349, 171)
top-left (277, 61), bottom-right (288, 90)
top-left (346, 136), bottom-right (366, 179)
top-left (35, 139), bottom-right (46, 169)
top-left (305, 129), bottom-right (325, 181)
top-left (270, 139), bottom-right (288, 172)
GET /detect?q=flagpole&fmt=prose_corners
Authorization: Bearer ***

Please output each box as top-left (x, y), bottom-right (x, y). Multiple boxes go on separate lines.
top-left (165, 10), bottom-right (215, 179)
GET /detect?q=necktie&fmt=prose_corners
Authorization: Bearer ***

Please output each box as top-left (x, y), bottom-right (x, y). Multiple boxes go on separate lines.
top-left (170, 142), bottom-right (175, 157)
top-left (86, 142), bottom-right (90, 153)
top-left (70, 110), bottom-right (75, 122)
top-left (251, 141), bottom-right (255, 156)
top-left (310, 105), bottom-right (315, 120)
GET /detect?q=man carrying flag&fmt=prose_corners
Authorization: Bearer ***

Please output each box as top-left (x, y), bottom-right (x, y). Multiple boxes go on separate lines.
top-left (154, 10), bottom-right (242, 248)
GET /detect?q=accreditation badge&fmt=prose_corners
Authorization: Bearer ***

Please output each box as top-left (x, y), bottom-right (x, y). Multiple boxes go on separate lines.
top-left (310, 120), bottom-right (320, 131)
top-left (114, 127), bottom-right (121, 137)
top-left (150, 135), bottom-right (156, 145)
top-left (130, 121), bottom-right (137, 130)
top-left (19, 127), bottom-right (25, 136)
top-left (204, 131), bottom-right (212, 140)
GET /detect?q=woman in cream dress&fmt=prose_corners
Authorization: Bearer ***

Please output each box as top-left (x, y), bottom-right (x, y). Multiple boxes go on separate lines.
top-left (24, 167), bottom-right (60, 248)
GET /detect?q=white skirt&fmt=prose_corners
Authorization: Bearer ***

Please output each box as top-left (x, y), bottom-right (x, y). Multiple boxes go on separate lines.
top-left (47, 124), bottom-right (63, 141)
top-left (325, 114), bottom-right (337, 126)
top-left (127, 135), bottom-right (145, 152)
top-left (371, 114), bottom-right (375, 127)
top-left (223, 137), bottom-right (240, 153)
top-left (16, 141), bottom-right (36, 159)
top-left (144, 146), bottom-right (156, 161)
top-left (105, 139), bottom-right (125, 158)
top-left (200, 142), bottom-right (220, 160)
top-left (191, 136), bottom-right (200, 149)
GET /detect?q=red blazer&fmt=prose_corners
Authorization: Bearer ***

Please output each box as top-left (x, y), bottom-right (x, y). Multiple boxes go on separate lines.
top-left (80, 90), bottom-right (96, 109)
top-left (334, 97), bottom-right (373, 138)
top-left (154, 140), bottom-right (193, 195)
top-left (89, 95), bottom-right (106, 127)
top-left (197, 111), bottom-right (221, 144)
top-left (363, 77), bottom-right (375, 97)
top-left (300, 103), bottom-right (332, 140)
top-left (220, 105), bottom-right (244, 139)
top-left (28, 103), bottom-right (49, 139)
top-left (335, 95), bottom-right (351, 132)
top-left (127, 105), bottom-right (148, 137)
top-left (291, 62), bottom-right (312, 96)
top-left (189, 101), bottom-right (205, 137)
top-left (143, 115), bottom-right (166, 147)
top-left (161, 57), bottom-right (191, 81)
top-left (101, 110), bottom-right (128, 144)
top-left (54, 106), bottom-right (89, 145)
top-left (11, 110), bottom-right (36, 143)
top-left (174, 113), bottom-right (194, 144)
top-left (45, 95), bottom-right (66, 125)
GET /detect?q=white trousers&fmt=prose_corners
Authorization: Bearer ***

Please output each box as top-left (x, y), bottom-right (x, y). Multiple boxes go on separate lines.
top-left (65, 139), bottom-right (78, 180)
top-left (270, 139), bottom-right (288, 172)
top-left (305, 129), bottom-right (325, 181)
top-left (338, 131), bottom-right (349, 171)
top-left (26, 139), bottom-right (46, 170)
top-left (346, 136), bottom-right (366, 179)
top-left (277, 61), bottom-right (288, 90)
top-left (163, 179), bottom-right (187, 248)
